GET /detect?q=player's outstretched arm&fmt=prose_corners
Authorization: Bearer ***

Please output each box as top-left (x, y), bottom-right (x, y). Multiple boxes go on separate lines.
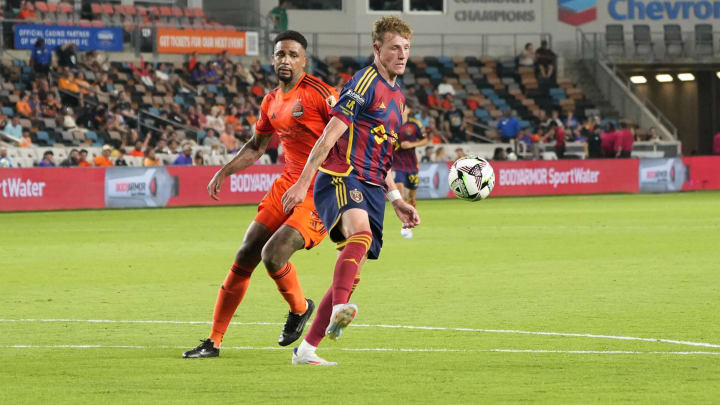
top-left (400, 136), bottom-right (429, 150)
top-left (281, 117), bottom-right (348, 213)
top-left (386, 169), bottom-right (420, 229)
top-left (207, 133), bottom-right (272, 200)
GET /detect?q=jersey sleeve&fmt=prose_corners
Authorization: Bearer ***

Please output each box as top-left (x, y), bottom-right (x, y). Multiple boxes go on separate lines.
top-left (330, 68), bottom-right (377, 127)
top-left (254, 94), bottom-right (274, 135)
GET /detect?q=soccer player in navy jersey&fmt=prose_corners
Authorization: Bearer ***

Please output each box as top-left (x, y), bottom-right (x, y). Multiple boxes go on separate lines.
top-left (281, 16), bottom-right (419, 365)
top-left (393, 106), bottom-right (428, 239)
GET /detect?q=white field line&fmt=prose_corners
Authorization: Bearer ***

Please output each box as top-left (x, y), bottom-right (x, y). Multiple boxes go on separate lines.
top-left (2, 344), bottom-right (720, 356)
top-left (1, 318), bottom-right (720, 350)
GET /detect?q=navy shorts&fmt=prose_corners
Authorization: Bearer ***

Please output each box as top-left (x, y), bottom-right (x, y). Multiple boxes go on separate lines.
top-left (313, 171), bottom-right (385, 260)
top-left (394, 170), bottom-right (419, 190)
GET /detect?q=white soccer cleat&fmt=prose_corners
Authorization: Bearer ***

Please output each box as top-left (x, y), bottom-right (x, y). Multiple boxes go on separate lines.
top-left (400, 227), bottom-right (413, 239)
top-left (292, 347), bottom-right (338, 366)
top-left (325, 303), bottom-right (358, 341)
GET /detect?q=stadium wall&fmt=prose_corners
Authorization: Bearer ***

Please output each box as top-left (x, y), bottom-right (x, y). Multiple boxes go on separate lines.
top-left (259, 0), bottom-right (720, 57)
top-left (1, 157), bottom-right (718, 212)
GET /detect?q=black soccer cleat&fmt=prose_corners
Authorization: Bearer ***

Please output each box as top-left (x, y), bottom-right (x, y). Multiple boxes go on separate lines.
top-left (182, 339), bottom-right (219, 358)
top-left (278, 299), bottom-right (315, 346)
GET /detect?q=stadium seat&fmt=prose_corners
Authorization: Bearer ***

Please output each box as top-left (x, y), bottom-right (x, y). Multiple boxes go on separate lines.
top-left (633, 25), bottom-right (654, 57)
top-left (1, 106), bottom-right (13, 116)
top-left (606, 24), bottom-right (626, 56)
top-left (663, 25), bottom-right (684, 57)
top-left (695, 24), bottom-right (714, 57)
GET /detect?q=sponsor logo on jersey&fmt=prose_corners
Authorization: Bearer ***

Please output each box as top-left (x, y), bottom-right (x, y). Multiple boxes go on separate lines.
top-left (346, 89), bottom-right (366, 105)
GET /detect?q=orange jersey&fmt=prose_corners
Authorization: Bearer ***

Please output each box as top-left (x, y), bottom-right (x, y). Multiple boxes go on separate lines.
top-left (255, 73), bottom-right (338, 185)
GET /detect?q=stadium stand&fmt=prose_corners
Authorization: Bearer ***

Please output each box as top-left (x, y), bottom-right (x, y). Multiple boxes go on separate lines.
top-left (1, 1), bottom-right (655, 168)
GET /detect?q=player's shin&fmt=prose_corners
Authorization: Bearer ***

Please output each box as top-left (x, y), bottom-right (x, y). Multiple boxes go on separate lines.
top-left (332, 231), bottom-right (371, 305)
top-left (268, 261), bottom-right (307, 314)
top-left (209, 263), bottom-right (254, 347)
top-left (305, 287), bottom-right (333, 347)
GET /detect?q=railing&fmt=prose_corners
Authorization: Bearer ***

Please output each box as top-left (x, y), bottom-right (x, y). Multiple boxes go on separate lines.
top-left (307, 32), bottom-right (552, 58)
top-left (575, 30), bottom-right (720, 60)
top-left (577, 29), bottom-right (678, 141)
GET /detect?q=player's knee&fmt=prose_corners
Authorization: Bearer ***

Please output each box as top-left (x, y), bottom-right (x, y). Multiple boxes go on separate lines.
top-left (261, 243), bottom-right (288, 273)
top-left (235, 243), bottom-right (261, 268)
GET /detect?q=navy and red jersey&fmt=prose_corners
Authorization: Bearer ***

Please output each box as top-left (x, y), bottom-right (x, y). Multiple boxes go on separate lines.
top-left (320, 64), bottom-right (406, 189)
top-left (392, 117), bottom-right (424, 173)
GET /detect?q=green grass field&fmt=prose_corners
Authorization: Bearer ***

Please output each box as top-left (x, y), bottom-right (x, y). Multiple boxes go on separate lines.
top-left (2, 192), bottom-right (719, 404)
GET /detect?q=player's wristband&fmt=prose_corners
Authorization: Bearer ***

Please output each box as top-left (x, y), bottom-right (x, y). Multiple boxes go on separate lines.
top-left (387, 189), bottom-right (402, 203)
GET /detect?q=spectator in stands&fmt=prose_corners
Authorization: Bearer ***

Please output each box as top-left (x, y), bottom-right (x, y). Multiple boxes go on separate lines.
top-left (444, 106), bottom-right (467, 143)
top-left (584, 121), bottom-right (603, 159)
top-left (437, 80), bottom-right (456, 97)
top-left (19, 130), bottom-right (33, 148)
top-left (205, 106), bottom-right (226, 134)
top-left (492, 147), bottom-right (506, 161)
top-left (426, 117), bottom-right (448, 144)
top-left (56, 43), bottom-right (78, 69)
top-left (0, 146), bottom-right (12, 168)
top-left (433, 146), bottom-right (448, 162)
top-left (506, 147), bottom-right (518, 161)
top-left (169, 104), bottom-right (188, 126)
top-left (29, 39), bottom-right (51, 77)
top-left (426, 88), bottom-right (441, 111)
top-left (17, 1), bottom-right (36, 20)
top-left (173, 143), bottom-right (193, 165)
top-left (168, 139), bottom-right (180, 154)
top-left (187, 105), bottom-right (207, 129)
top-left (269, 1), bottom-right (290, 33)
top-left (78, 149), bottom-right (92, 167)
top-left (60, 149), bottom-right (80, 167)
top-left (646, 127), bottom-right (660, 142)
top-left (518, 43), bottom-right (535, 67)
top-left (114, 149), bottom-right (128, 167)
top-left (37, 150), bottom-right (55, 167)
top-left (219, 125), bottom-right (237, 151)
top-left (129, 140), bottom-right (147, 158)
top-left (235, 63), bottom-right (256, 86)
top-left (614, 121), bottom-right (634, 158)
top-left (203, 128), bottom-right (223, 149)
top-left (497, 110), bottom-right (520, 143)
top-left (16, 93), bottom-right (33, 117)
top-left (144, 149), bottom-right (163, 167)
top-left (414, 107), bottom-right (431, 128)
top-left (714, 132), bottom-right (720, 155)
top-left (59, 71), bottom-right (80, 94)
top-left (535, 40), bottom-right (556, 81)
top-left (42, 93), bottom-right (61, 117)
top-left (455, 147), bottom-right (466, 160)
top-left (93, 145), bottom-right (114, 167)
top-left (601, 123), bottom-right (617, 158)
top-left (545, 122), bottom-right (566, 159)
top-left (421, 146), bottom-right (434, 163)
top-left (564, 111), bottom-right (579, 135)
top-left (194, 150), bottom-right (205, 166)
top-left (3, 116), bottom-right (22, 138)
top-left (405, 86), bottom-right (421, 109)
top-left (550, 109), bottom-right (564, 129)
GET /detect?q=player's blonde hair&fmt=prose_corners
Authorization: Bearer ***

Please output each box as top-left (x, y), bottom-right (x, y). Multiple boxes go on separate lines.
top-left (372, 16), bottom-right (413, 45)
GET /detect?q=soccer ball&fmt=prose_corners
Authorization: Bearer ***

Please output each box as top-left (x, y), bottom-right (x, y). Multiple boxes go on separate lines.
top-left (448, 156), bottom-right (495, 201)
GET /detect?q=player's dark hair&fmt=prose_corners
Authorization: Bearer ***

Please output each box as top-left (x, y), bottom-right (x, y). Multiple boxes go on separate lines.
top-left (274, 30), bottom-right (308, 50)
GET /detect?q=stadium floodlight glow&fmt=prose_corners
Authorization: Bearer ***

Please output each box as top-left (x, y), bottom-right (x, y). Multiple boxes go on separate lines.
top-left (630, 75), bottom-right (647, 84)
top-left (655, 74), bottom-right (674, 83)
top-left (677, 73), bottom-right (695, 81)
top-left (716, 71), bottom-right (720, 79)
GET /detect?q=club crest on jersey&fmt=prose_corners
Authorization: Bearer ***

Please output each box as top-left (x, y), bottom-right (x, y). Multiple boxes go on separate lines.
top-left (349, 189), bottom-right (364, 203)
top-left (292, 102), bottom-right (304, 118)
top-left (346, 89), bottom-right (366, 105)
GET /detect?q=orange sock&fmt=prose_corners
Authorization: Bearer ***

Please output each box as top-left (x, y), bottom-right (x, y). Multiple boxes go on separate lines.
top-left (209, 262), bottom-right (254, 348)
top-left (269, 262), bottom-right (307, 314)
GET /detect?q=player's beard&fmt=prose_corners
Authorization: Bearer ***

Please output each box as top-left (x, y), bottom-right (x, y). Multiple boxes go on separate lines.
top-left (277, 68), bottom-right (293, 83)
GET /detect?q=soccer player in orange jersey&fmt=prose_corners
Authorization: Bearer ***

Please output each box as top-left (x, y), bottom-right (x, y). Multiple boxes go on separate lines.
top-left (183, 31), bottom-right (339, 358)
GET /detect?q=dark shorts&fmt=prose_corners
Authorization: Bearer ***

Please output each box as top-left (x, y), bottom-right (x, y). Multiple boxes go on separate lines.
top-left (314, 171), bottom-right (385, 260)
top-left (394, 170), bottom-right (419, 190)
